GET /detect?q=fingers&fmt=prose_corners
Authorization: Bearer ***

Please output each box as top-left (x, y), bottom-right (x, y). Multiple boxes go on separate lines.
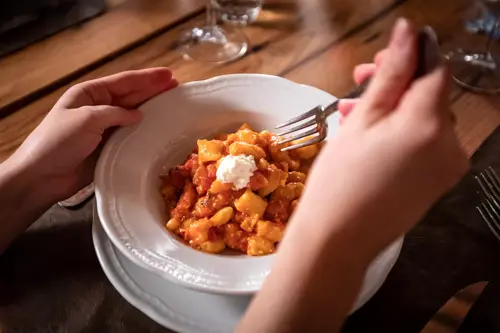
top-left (398, 66), bottom-right (450, 122)
top-left (57, 68), bottom-right (178, 109)
top-left (80, 105), bottom-right (142, 132)
top-left (338, 98), bottom-right (359, 125)
top-left (117, 74), bottom-right (178, 108)
top-left (357, 18), bottom-right (418, 121)
top-left (353, 64), bottom-right (376, 85)
top-left (347, 48), bottom-right (388, 119)
top-left (352, 49), bottom-right (387, 84)
top-left (374, 49), bottom-right (388, 67)
top-left (338, 98), bottom-right (359, 117)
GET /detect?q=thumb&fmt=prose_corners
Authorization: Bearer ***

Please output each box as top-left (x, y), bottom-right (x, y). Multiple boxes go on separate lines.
top-left (79, 105), bottom-right (142, 132)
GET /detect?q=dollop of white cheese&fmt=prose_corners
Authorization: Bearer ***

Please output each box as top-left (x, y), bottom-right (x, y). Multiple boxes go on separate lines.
top-left (216, 155), bottom-right (257, 190)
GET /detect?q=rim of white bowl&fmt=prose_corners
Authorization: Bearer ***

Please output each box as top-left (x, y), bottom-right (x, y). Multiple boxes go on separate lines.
top-left (94, 73), bottom-right (402, 296)
top-left (95, 74), bottom-right (332, 295)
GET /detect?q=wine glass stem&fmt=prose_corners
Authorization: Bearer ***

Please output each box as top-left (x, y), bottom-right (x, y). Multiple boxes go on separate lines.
top-left (206, 2), bottom-right (217, 27)
top-left (484, 15), bottom-right (500, 54)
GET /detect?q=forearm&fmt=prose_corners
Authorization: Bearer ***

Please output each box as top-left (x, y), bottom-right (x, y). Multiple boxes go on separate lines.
top-left (0, 156), bottom-right (57, 254)
top-left (237, 206), bottom-right (376, 333)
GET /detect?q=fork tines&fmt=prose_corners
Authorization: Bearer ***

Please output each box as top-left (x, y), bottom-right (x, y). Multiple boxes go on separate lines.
top-left (476, 166), bottom-right (500, 241)
top-left (275, 105), bottom-right (326, 152)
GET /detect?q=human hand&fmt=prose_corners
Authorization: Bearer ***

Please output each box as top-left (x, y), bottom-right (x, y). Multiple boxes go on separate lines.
top-left (9, 68), bottom-right (178, 203)
top-left (291, 19), bottom-right (469, 256)
top-left (238, 19), bottom-right (469, 333)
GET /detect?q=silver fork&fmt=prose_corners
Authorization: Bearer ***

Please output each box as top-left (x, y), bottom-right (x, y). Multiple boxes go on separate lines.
top-left (275, 80), bottom-right (370, 151)
top-left (275, 26), bottom-right (441, 152)
top-left (476, 166), bottom-right (500, 241)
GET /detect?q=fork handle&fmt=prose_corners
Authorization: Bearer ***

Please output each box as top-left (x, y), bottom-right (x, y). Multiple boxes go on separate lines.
top-left (323, 78), bottom-right (371, 117)
top-left (324, 26), bottom-right (440, 118)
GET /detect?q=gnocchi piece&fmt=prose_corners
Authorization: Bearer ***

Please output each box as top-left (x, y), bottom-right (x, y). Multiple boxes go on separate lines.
top-left (209, 179), bottom-right (232, 193)
top-left (275, 182), bottom-right (304, 200)
top-left (229, 142), bottom-right (266, 160)
top-left (234, 189), bottom-right (268, 219)
top-left (258, 131), bottom-right (272, 144)
top-left (166, 218), bottom-right (181, 231)
top-left (295, 145), bottom-right (319, 160)
top-left (269, 138), bottom-right (300, 171)
top-left (185, 219), bottom-right (211, 245)
top-left (291, 139), bottom-right (320, 160)
top-left (193, 191), bottom-right (233, 218)
top-left (287, 171), bottom-right (306, 184)
top-left (223, 223), bottom-right (249, 252)
top-left (199, 239), bottom-right (226, 253)
top-left (239, 123), bottom-right (253, 130)
top-left (186, 219), bottom-right (226, 253)
top-left (248, 171), bottom-right (269, 191)
top-left (275, 161), bottom-right (289, 173)
top-left (197, 139), bottom-right (225, 163)
top-left (193, 196), bottom-right (214, 218)
top-left (210, 207), bottom-right (234, 226)
top-left (178, 218), bottom-right (195, 235)
top-left (256, 220), bottom-right (284, 243)
top-left (258, 165), bottom-right (288, 197)
top-left (240, 216), bottom-right (259, 233)
top-left (257, 158), bottom-right (270, 170)
top-left (247, 235), bottom-right (275, 256)
top-left (236, 129), bottom-right (260, 144)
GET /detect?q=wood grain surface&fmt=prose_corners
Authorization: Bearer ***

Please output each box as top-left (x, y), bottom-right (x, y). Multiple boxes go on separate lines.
top-left (0, 0), bottom-right (206, 115)
top-left (0, 0), bottom-right (499, 162)
top-left (1, 1), bottom-right (500, 332)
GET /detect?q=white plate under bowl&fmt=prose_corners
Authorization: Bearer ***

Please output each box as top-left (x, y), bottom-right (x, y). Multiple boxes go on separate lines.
top-left (95, 73), bottom-right (402, 294)
top-left (93, 205), bottom-right (402, 333)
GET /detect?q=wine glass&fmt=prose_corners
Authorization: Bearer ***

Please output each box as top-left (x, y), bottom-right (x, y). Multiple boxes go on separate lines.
top-left (446, 0), bottom-right (500, 93)
top-left (178, 3), bottom-right (248, 64)
top-left (212, 0), bottom-right (263, 26)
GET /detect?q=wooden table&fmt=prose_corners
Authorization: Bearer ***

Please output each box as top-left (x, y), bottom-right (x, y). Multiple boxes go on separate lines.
top-left (1, 0), bottom-right (500, 161)
top-left (1, 0), bottom-right (500, 332)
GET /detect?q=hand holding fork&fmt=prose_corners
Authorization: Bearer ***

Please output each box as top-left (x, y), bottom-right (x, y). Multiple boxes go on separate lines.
top-left (276, 26), bottom-right (442, 152)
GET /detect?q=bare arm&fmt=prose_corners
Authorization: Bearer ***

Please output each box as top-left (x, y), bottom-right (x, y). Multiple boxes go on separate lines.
top-left (0, 68), bottom-right (177, 254)
top-left (0, 156), bottom-right (57, 254)
top-left (237, 19), bottom-right (468, 333)
top-left (239, 208), bottom-right (372, 332)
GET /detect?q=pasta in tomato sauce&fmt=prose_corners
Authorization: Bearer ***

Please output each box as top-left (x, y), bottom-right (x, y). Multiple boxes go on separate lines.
top-left (160, 123), bottom-right (322, 256)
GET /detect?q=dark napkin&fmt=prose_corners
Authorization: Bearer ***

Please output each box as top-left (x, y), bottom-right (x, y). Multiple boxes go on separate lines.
top-left (0, 199), bottom-right (172, 333)
top-left (344, 126), bottom-right (500, 333)
top-left (2, 127), bottom-right (500, 333)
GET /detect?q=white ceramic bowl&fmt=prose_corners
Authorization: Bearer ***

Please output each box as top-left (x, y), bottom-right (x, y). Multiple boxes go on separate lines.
top-left (95, 74), bottom-right (403, 296)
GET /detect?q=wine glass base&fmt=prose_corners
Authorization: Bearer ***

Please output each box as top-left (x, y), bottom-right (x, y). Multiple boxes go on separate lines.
top-left (178, 25), bottom-right (248, 64)
top-left (446, 50), bottom-right (500, 94)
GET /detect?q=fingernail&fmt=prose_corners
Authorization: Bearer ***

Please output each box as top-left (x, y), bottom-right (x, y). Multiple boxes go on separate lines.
top-left (390, 18), bottom-right (411, 49)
